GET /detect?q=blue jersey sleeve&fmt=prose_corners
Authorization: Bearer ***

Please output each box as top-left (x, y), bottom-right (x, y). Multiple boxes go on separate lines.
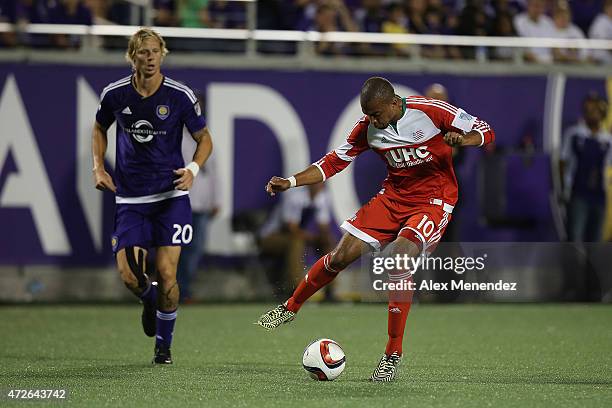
top-left (96, 90), bottom-right (116, 129)
top-left (180, 93), bottom-right (206, 134)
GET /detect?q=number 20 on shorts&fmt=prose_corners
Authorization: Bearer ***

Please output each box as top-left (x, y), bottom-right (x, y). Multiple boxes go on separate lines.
top-left (172, 224), bottom-right (193, 244)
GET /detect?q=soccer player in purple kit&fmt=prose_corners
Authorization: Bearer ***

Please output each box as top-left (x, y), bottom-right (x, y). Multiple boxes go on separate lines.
top-left (91, 28), bottom-right (213, 364)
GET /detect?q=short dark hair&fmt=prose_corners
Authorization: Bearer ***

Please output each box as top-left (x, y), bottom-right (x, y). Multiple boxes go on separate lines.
top-left (583, 91), bottom-right (608, 116)
top-left (360, 77), bottom-right (395, 107)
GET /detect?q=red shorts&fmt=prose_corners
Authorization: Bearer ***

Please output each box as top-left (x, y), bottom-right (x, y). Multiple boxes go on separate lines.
top-left (340, 193), bottom-right (453, 253)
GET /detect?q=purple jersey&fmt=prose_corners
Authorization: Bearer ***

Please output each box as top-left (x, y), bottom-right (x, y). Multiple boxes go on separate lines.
top-left (96, 75), bottom-right (206, 199)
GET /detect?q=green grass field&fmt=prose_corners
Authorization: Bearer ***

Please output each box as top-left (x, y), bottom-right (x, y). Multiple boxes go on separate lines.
top-left (1, 304), bottom-right (611, 407)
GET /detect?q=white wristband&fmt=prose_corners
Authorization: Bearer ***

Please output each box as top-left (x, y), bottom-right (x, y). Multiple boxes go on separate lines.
top-left (287, 176), bottom-right (297, 188)
top-left (186, 161), bottom-right (200, 177)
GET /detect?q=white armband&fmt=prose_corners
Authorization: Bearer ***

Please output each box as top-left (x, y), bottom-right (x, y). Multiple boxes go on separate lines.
top-left (287, 176), bottom-right (297, 188)
top-left (186, 161), bottom-right (200, 177)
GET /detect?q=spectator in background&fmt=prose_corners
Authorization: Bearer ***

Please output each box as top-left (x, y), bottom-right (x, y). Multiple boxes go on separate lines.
top-left (17, 0), bottom-right (47, 23)
top-left (107, 0), bottom-right (133, 25)
top-left (456, 0), bottom-right (491, 60)
top-left (177, 0), bottom-right (226, 52)
top-left (421, 4), bottom-right (460, 59)
top-left (354, 0), bottom-right (387, 55)
top-left (514, 0), bottom-right (556, 62)
top-left (405, 0), bottom-right (428, 34)
top-left (0, 0), bottom-right (17, 47)
top-left (292, 0), bottom-right (318, 31)
top-left (154, 0), bottom-right (178, 26)
top-left (491, 11), bottom-right (517, 60)
top-left (16, 0), bottom-right (50, 47)
top-left (431, 0), bottom-right (459, 30)
top-left (208, 0), bottom-right (246, 28)
top-left (588, 0), bottom-right (612, 64)
top-left (424, 82), bottom-right (448, 102)
top-left (491, 0), bottom-right (524, 18)
top-left (570, 0), bottom-right (604, 34)
top-left (178, 0), bottom-right (211, 28)
top-left (551, 4), bottom-right (589, 63)
top-left (177, 123), bottom-right (220, 303)
top-left (48, 0), bottom-right (92, 25)
top-left (80, 0), bottom-right (105, 22)
top-left (258, 183), bottom-right (335, 300)
top-left (354, 0), bottom-right (385, 33)
top-left (561, 92), bottom-right (612, 243)
top-left (309, 1), bottom-right (358, 55)
top-left (47, 0), bottom-right (93, 49)
top-left (382, 3), bottom-right (411, 57)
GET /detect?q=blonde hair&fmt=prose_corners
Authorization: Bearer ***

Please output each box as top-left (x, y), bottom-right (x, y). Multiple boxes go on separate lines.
top-left (125, 28), bottom-right (169, 68)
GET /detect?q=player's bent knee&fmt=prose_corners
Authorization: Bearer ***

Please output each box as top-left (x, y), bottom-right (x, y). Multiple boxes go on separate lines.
top-left (328, 249), bottom-right (353, 271)
top-left (384, 238), bottom-right (421, 259)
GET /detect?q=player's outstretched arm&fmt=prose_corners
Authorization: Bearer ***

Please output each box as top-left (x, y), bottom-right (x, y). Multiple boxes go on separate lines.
top-left (92, 121), bottom-right (117, 193)
top-left (265, 165), bottom-right (324, 196)
top-left (174, 127), bottom-right (213, 191)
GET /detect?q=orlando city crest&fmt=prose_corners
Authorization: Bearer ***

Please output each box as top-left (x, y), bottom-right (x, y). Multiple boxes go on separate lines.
top-left (156, 105), bottom-right (170, 120)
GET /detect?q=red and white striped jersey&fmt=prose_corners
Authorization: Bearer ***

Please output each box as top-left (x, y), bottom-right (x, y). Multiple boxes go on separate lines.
top-left (315, 96), bottom-right (495, 207)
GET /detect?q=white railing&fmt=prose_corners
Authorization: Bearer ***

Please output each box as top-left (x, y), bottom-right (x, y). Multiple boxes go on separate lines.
top-left (2, 23), bottom-right (611, 48)
top-left (1, 22), bottom-right (611, 63)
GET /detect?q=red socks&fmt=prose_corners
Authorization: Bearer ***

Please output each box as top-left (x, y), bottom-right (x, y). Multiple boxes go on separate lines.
top-left (285, 254), bottom-right (340, 313)
top-left (285, 252), bottom-right (413, 357)
top-left (385, 276), bottom-right (414, 356)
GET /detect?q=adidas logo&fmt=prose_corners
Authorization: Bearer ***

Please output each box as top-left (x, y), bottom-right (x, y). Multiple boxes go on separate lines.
top-left (122, 106), bottom-right (132, 114)
top-left (380, 136), bottom-right (394, 144)
top-left (389, 307), bottom-right (401, 313)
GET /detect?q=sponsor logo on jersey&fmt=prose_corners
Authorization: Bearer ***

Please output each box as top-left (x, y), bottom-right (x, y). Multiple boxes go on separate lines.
top-left (459, 112), bottom-right (473, 121)
top-left (194, 101), bottom-right (201, 116)
top-left (125, 120), bottom-right (166, 143)
top-left (412, 129), bottom-right (424, 140)
top-left (111, 236), bottom-right (118, 251)
top-left (121, 106), bottom-right (132, 115)
top-left (156, 105), bottom-right (169, 120)
top-left (380, 136), bottom-right (393, 143)
top-left (384, 146), bottom-right (433, 168)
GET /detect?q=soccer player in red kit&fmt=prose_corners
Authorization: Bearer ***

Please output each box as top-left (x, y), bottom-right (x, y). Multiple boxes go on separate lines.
top-left (256, 77), bottom-right (495, 381)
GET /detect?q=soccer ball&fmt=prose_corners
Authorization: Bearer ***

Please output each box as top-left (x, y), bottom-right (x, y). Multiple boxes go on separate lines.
top-left (302, 338), bottom-right (346, 381)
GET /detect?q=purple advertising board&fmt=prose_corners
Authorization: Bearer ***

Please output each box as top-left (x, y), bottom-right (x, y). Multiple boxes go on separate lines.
top-left (0, 64), bottom-right (606, 265)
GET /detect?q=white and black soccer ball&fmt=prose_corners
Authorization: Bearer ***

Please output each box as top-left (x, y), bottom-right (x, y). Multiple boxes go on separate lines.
top-left (302, 338), bottom-right (346, 381)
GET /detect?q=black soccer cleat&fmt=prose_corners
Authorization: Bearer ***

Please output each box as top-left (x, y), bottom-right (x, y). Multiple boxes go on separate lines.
top-left (141, 282), bottom-right (157, 337)
top-left (152, 344), bottom-right (173, 365)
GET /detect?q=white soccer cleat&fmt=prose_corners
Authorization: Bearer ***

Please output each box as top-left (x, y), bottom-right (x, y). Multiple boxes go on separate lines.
top-left (255, 304), bottom-right (296, 330)
top-left (370, 352), bottom-right (402, 382)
